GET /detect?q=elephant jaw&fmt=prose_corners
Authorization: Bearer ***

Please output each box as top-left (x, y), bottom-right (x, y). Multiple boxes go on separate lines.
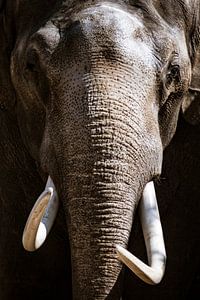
top-left (22, 178), bottom-right (166, 285)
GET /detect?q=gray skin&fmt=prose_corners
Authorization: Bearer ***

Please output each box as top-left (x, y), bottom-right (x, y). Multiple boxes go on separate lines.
top-left (0, 0), bottom-right (199, 299)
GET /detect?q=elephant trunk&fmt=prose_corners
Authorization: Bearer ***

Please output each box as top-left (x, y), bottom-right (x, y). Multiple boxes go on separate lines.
top-left (23, 87), bottom-right (164, 298)
top-left (59, 104), bottom-right (162, 298)
top-left (67, 169), bottom-right (134, 299)
top-left (67, 169), bottom-right (137, 299)
top-left (25, 49), bottom-right (163, 297)
top-left (47, 65), bottom-right (163, 297)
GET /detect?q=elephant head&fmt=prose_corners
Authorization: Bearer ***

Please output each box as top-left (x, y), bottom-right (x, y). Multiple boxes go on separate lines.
top-left (0, 0), bottom-right (199, 299)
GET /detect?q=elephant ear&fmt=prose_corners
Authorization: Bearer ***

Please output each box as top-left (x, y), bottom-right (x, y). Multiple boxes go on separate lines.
top-left (182, 51), bottom-right (200, 125)
top-left (0, 0), bottom-right (16, 111)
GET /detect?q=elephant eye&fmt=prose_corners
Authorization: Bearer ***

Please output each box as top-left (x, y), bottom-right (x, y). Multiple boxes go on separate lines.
top-left (26, 61), bottom-right (36, 72)
top-left (165, 64), bottom-right (181, 88)
top-left (25, 49), bottom-right (40, 74)
top-left (24, 48), bottom-right (42, 87)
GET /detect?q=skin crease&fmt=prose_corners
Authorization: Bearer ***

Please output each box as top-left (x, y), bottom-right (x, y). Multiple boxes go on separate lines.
top-left (0, 0), bottom-right (199, 299)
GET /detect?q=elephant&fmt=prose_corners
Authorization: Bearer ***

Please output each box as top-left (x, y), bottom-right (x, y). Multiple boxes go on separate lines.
top-left (0, 0), bottom-right (199, 299)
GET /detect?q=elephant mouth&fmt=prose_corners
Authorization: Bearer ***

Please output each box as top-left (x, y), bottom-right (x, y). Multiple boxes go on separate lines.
top-left (22, 177), bottom-right (166, 285)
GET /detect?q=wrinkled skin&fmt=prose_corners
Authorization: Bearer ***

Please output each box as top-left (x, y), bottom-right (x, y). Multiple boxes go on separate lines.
top-left (0, 0), bottom-right (199, 299)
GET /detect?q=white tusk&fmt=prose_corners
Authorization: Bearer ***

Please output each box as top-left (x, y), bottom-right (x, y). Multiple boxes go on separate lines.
top-left (22, 176), bottom-right (59, 252)
top-left (116, 181), bottom-right (166, 285)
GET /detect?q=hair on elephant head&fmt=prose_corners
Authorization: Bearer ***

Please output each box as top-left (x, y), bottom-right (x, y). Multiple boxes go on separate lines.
top-left (0, 1), bottom-right (199, 299)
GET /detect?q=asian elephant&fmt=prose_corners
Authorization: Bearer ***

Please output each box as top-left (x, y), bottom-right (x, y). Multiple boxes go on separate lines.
top-left (0, 0), bottom-right (199, 299)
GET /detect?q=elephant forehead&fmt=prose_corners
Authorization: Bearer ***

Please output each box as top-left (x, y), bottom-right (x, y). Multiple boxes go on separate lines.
top-left (30, 3), bottom-right (152, 61)
top-left (77, 4), bottom-right (144, 30)
top-left (67, 3), bottom-right (148, 43)
top-left (50, 3), bottom-right (154, 68)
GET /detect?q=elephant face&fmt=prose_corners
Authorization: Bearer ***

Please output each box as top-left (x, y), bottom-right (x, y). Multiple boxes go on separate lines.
top-left (1, 0), bottom-right (198, 299)
top-left (11, 3), bottom-right (191, 158)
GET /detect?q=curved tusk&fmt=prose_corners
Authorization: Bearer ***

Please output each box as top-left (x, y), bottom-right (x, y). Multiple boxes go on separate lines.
top-left (22, 176), bottom-right (59, 252)
top-left (116, 181), bottom-right (166, 285)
